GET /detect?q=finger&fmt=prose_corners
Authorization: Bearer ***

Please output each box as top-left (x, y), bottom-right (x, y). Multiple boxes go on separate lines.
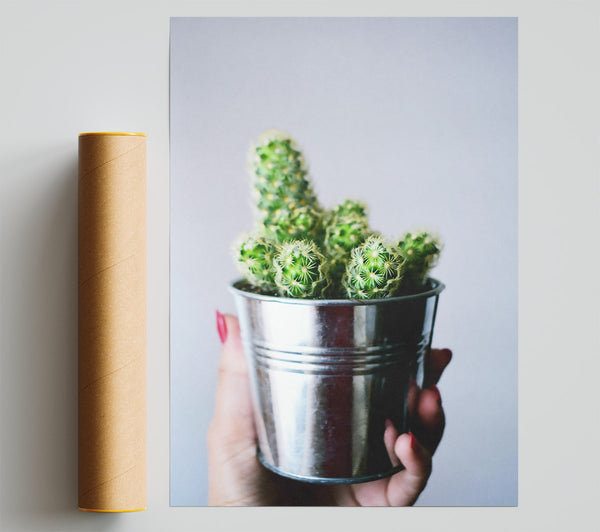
top-left (383, 420), bottom-right (401, 467)
top-left (208, 312), bottom-right (256, 448)
top-left (424, 348), bottom-right (452, 388)
top-left (412, 385), bottom-right (445, 455)
top-left (386, 433), bottom-right (432, 506)
top-left (216, 311), bottom-right (247, 375)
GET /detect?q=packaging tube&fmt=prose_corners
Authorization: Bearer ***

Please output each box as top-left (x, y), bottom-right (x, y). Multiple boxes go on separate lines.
top-left (78, 132), bottom-right (146, 512)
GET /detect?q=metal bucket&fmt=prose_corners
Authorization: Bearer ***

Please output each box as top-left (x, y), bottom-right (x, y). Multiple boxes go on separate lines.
top-left (230, 279), bottom-right (444, 484)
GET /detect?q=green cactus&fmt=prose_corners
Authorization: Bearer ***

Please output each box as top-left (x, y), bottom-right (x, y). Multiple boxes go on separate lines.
top-left (235, 235), bottom-right (277, 293)
top-left (343, 235), bottom-right (404, 299)
top-left (324, 214), bottom-right (369, 284)
top-left (263, 204), bottom-right (324, 244)
top-left (322, 199), bottom-right (371, 287)
top-left (398, 230), bottom-right (442, 290)
top-left (250, 129), bottom-right (320, 220)
top-left (328, 199), bottom-right (368, 221)
top-left (324, 213), bottom-right (369, 258)
top-left (273, 240), bottom-right (330, 298)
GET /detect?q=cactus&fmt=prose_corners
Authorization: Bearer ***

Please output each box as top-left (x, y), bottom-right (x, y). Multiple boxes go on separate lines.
top-left (249, 129), bottom-right (321, 223)
top-left (397, 230), bottom-right (442, 290)
top-left (235, 235), bottom-right (278, 293)
top-left (343, 235), bottom-right (404, 299)
top-left (273, 240), bottom-right (330, 298)
top-left (324, 213), bottom-right (369, 285)
top-left (263, 204), bottom-right (324, 244)
top-left (324, 213), bottom-right (369, 258)
top-left (327, 199), bottom-right (368, 221)
top-left (323, 199), bottom-right (370, 287)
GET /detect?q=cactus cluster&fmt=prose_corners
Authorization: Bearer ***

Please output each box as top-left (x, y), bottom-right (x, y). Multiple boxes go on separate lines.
top-left (235, 129), bottom-right (442, 299)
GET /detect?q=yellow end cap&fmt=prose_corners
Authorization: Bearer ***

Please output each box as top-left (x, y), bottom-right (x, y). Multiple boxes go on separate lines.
top-left (79, 132), bottom-right (147, 137)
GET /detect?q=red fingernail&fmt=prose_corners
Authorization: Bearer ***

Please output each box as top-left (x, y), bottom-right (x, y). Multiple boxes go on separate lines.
top-left (409, 432), bottom-right (418, 450)
top-left (216, 310), bottom-right (227, 343)
top-left (430, 384), bottom-right (442, 405)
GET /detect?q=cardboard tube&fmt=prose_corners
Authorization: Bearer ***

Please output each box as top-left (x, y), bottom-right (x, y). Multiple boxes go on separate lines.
top-left (78, 132), bottom-right (146, 512)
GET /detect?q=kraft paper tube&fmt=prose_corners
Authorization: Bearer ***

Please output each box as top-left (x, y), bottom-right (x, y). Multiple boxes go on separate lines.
top-left (78, 132), bottom-right (146, 512)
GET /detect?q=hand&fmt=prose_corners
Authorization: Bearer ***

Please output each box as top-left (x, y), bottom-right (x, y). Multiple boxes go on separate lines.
top-left (207, 312), bottom-right (452, 506)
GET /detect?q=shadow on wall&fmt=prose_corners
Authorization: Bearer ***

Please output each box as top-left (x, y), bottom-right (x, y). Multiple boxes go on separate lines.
top-left (0, 145), bottom-right (117, 529)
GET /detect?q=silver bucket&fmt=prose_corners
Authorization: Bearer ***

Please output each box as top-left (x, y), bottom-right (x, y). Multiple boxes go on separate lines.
top-left (230, 279), bottom-right (444, 484)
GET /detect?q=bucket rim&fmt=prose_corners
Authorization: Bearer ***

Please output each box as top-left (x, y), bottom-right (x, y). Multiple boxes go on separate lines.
top-left (229, 278), bottom-right (445, 306)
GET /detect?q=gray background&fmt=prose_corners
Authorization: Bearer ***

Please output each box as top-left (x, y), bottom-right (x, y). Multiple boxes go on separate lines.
top-left (170, 17), bottom-right (518, 506)
top-left (1, 1), bottom-right (598, 530)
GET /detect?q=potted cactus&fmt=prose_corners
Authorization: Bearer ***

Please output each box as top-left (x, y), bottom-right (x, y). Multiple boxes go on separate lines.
top-left (230, 129), bottom-right (444, 484)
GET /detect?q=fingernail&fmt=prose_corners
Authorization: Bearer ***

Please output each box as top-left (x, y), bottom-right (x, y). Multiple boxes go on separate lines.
top-left (216, 310), bottom-right (227, 343)
top-left (385, 419), bottom-right (393, 430)
top-left (442, 348), bottom-right (452, 361)
top-left (430, 384), bottom-right (442, 405)
top-left (409, 432), bottom-right (419, 451)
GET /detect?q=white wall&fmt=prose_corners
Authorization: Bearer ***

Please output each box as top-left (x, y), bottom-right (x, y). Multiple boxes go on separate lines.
top-left (1, 1), bottom-right (599, 531)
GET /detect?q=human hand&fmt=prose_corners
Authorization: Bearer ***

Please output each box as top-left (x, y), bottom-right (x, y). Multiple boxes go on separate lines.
top-left (207, 311), bottom-right (452, 506)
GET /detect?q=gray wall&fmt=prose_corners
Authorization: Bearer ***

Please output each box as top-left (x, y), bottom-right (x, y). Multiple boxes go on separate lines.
top-left (170, 17), bottom-right (518, 506)
top-left (2, 2), bottom-right (598, 530)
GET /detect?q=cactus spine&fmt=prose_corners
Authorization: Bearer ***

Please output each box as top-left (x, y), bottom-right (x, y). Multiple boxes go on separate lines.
top-left (343, 235), bottom-right (404, 299)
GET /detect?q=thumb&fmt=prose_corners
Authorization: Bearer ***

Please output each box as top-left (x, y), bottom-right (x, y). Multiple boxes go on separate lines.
top-left (208, 312), bottom-right (256, 447)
